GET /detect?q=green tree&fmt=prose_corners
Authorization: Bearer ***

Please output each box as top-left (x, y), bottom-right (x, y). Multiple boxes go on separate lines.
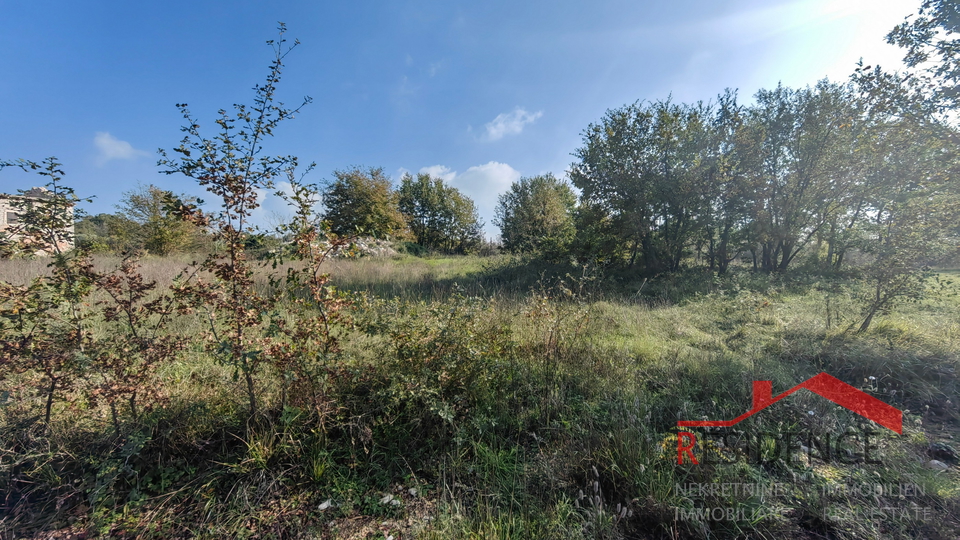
top-left (741, 81), bottom-right (862, 272)
top-left (494, 174), bottom-right (575, 257)
top-left (856, 191), bottom-right (959, 332)
top-left (570, 99), bottom-right (717, 271)
top-left (398, 173), bottom-right (483, 254)
top-left (852, 112), bottom-right (960, 332)
top-left (845, 1), bottom-right (960, 331)
top-left (648, 101), bottom-right (716, 272)
top-left (116, 183), bottom-right (207, 255)
top-left (321, 166), bottom-right (408, 238)
top-left (570, 100), bottom-right (665, 269)
top-left (702, 90), bottom-right (753, 274)
top-left (74, 213), bottom-right (139, 253)
top-left (887, 0), bottom-right (960, 112)
top-left (853, 77), bottom-right (960, 331)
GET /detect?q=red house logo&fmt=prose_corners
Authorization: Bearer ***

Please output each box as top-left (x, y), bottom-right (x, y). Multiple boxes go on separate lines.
top-left (678, 372), bottom-right (902, 434)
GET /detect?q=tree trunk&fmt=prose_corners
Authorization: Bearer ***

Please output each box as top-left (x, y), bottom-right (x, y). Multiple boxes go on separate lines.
top-left (44, 377), bottom-right (57, 430)
top-left (857, 284), bottom-right (885, 334)
top-left (858, 309), bottom-right (877, 334)
top-left (628, 237), bottom-right (640, 269)
top-left (825, 232), bottom-right (835, 270)
top-left (641, 234), bottom-right (660, 273)
top-left (761, 243), bottom-right (774, 272)
top-left (778, 240), bottom-right (795, 272)
top-left (708, 232), bottom-right (716, 270)
top-left (833, 249), bottom-right (845, 270)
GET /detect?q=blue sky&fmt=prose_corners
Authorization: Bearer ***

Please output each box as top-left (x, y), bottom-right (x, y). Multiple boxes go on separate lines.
top-left (1, 0), bottom-right (913, 238)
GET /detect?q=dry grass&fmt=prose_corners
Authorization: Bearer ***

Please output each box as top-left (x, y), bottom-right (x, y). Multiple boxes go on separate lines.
top-left (0, 257), bottom-right (52, 285)
top-left (0, 253), bottom-right (201, 285)
top-left (2, 253), bottom-right (960, 539)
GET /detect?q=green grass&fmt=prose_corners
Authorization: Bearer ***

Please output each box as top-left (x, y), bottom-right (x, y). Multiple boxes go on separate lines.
top-left (1, 254), bottom-right (959, 539)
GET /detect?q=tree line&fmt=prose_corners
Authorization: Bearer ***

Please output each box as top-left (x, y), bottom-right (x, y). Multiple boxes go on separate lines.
top-left (322, 167), bottom-right (483, 254)
top-left (72, 74), bottom-right (960, 281)
top-left (49, 0), bottom-right (960, 285)
top-left (498, 1), bottom-right (960, 280)
top-left (560, 80), bottom-right (960, 276)
top-left (74, 168), bottom-right (486, 256)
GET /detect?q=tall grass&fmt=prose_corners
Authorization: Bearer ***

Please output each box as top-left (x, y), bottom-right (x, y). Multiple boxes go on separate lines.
top-left (1, 254), bottom-right (959, 539)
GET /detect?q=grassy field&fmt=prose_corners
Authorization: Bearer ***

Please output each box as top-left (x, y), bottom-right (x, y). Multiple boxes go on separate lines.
top-left (1, 253), bottom-right (959, 539)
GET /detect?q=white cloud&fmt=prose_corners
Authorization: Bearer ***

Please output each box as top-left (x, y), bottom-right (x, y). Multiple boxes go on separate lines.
top-left (483, 107), bottom-right (543, 141)
top-left (418, 164), bottom-right (456, 182)
top-left (94, 132), bottom-right (149, 166)
top-left (455, 161), bottom-right (521, 217)
top-left (418, 161), bottom-right (521, 238)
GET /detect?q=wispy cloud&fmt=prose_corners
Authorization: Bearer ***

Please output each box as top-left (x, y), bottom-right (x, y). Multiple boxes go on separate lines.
top-left (391, 75), bottom-right (420, 111)
top-left (428, 60), bottom-right (445, 77)
top-left (483, 107), bottom-right (543, 141)
top-left (94, 132), bottom-right (149, 166)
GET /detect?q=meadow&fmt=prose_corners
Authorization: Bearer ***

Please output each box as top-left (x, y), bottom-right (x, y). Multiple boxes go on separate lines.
top-left (1, 252), bottom-right (958, 539)
top-left (6, 6), bottom-right (960, 536)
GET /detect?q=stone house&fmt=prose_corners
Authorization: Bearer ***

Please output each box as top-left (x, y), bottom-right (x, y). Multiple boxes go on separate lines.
top-left (0, 187), bottom-right (75, 253)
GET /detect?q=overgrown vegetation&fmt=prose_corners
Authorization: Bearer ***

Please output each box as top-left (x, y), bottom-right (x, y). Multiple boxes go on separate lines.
top-left (75, 183), bottom-right (209, 256)
top-left (2, 249), bottom-right (959, 539)
top-left (2, 7), bottom-right (960, 539)
top-left (398, 172), bottom-right (484, 255)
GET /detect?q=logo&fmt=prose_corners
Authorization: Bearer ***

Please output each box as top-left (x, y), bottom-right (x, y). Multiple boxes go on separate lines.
top-left (676, 372), bottom-right (902, 465)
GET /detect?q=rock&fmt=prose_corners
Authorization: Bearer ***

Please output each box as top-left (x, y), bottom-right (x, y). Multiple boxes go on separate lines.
top-left (927, 459), bottom-right (949, 471)
top-left (928, 442), bottom-right (959, 464)
top-left (380, 493), bottom-right (401, 506)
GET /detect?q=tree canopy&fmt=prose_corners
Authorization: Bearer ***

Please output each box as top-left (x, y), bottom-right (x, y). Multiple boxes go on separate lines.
top-left (494, 174), bottom-right (575, 257)
top-left (398, 173), bottom-right (483, 254)
top-left (887, 0), bottom-right (960, 112)
top-left (321, 166), bottom-right (408, 239)
top-left (117, 183), bottom-right (207, 255)
top-left (73, 183), bottom-right (207, 255)
top-left (565, 79), bottom-right (960, 279)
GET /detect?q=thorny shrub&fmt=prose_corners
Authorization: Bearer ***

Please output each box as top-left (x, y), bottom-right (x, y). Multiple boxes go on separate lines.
top-left (353, 292), bottom-right (519, 451)
top-left (157, 23), bottom-right (321, 419)
top-left (0, 158), bottom-right (98, 430)
top-left (264, 171), bottom-right (355, 425)
top-left (91, 255), bottom-right (186, 433)
top-left (0, 24), bottom-right (358, 533)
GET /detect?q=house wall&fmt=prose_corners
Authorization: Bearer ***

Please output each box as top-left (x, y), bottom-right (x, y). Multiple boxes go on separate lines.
top-left (0, 191), bottom-right (75, 253)
top-left (0, 196), bottom-right (18, 228)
